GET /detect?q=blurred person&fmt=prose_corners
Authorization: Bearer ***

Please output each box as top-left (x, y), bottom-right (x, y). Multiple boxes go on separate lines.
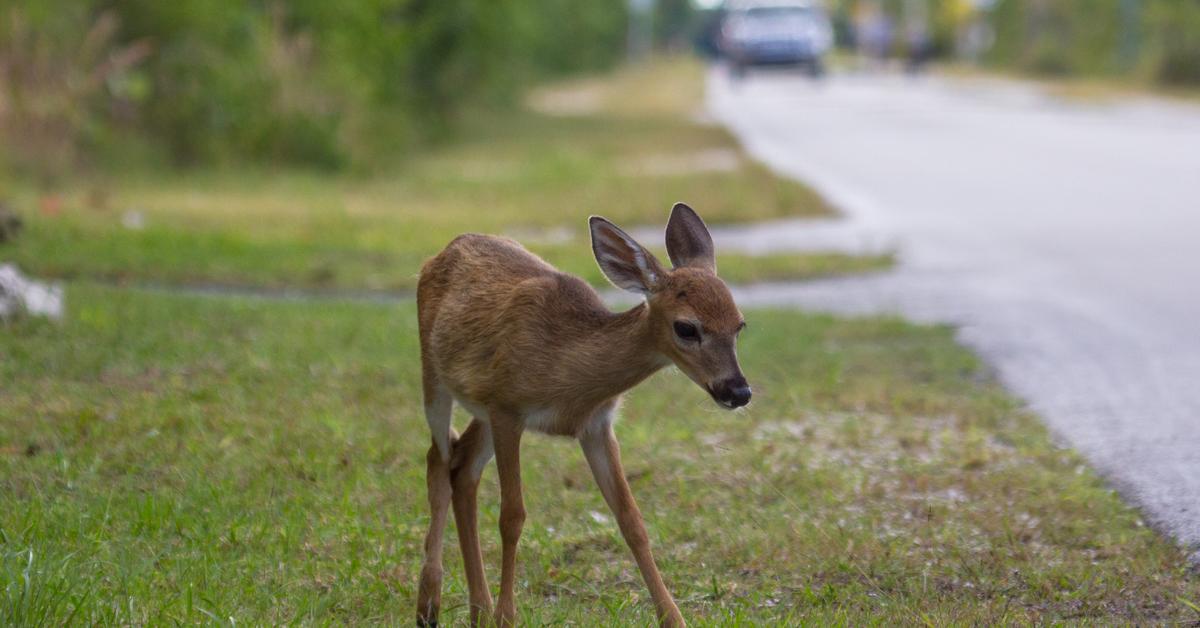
top-left (903, 0), bottom-right (933, 74)
top-left (854, 0), bottom-right (894, 70)
top-left (955, 1), bottom-right (994, 64)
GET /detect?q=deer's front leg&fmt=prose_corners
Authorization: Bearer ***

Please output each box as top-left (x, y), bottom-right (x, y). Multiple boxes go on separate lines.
top-left (580, 424), bottom-right (684, 627)
top-left (491, 414), bottom-right (525, 627)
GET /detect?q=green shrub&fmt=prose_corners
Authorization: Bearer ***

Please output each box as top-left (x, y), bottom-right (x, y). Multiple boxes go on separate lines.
top-left (1, 0), bottom-right (628, 173)
top-left (980, 0), bottom-right (1200, 86)
top-left (1144, 0), bottom-right (1200, 86)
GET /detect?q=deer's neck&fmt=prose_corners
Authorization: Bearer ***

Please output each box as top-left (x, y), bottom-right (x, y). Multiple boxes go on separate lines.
top-left (576, 302), bottom-right (667, 401)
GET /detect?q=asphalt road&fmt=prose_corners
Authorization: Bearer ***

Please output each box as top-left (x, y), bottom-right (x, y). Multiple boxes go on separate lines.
top-left (706, 68), bottom-right (1200, 557)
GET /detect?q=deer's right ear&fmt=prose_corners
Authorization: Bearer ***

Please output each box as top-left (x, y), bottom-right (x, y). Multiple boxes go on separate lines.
top-left (665, 202), bottom-right (716, 272)
top-left (590, 216), bottom-right (665, 294)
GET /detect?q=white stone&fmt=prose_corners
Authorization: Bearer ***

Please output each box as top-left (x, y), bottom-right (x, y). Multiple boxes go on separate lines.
top-left (0, 264), bottom-right (63, 321)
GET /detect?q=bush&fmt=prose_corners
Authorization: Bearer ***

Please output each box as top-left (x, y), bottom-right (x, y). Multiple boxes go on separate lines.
top-left (0, 0), bottom-right (628, 173)
top-left (0, 3), bottom-right (150, 179)
top-left (1145, 0), bottom-right (1200, 86)
top-left (980, 0), bottom-right (1200, 87)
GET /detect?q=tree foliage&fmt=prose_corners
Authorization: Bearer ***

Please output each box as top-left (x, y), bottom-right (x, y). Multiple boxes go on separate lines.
top-left (0, 0), bottom-right (627, 173)
top-left (981, 0), bottom-right (1200, 86)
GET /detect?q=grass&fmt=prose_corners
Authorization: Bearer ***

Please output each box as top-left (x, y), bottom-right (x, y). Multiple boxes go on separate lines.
top-left (0, 58), bottom-right (886, 292)
top-left (1, 284), bottom-right (1197, 624)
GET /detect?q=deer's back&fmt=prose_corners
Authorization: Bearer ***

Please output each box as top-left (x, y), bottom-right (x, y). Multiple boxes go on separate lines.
top-left (418, 234), bottom-right (609, 407)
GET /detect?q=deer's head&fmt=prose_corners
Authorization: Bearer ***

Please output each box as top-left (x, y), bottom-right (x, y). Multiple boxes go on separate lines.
top-left (590, 203), bottom-right (751, 409)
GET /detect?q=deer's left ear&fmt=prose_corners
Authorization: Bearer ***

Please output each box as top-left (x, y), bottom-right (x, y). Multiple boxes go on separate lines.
top-left (590, 216), bottom-right (666, 294)
top-left (665, 202), bottom-right (716, 272)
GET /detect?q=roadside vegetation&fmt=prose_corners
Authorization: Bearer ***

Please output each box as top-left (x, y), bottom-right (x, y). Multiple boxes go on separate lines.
top-left (980, 0), bottom-right (1200, 88)
top-left (818, 0), bottom-right (1200, 90)
top-left (0, 0), bottom-right (628, 174)
top-left (1, 59), bottom-right (884, 292)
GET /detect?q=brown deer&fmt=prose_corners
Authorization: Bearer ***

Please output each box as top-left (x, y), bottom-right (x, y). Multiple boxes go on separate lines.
top-left (415, 203), bottom-right (751, 627)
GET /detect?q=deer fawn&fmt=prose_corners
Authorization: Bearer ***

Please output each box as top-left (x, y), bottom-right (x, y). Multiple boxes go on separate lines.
top-left (415, 203), bottom-right (751, 627)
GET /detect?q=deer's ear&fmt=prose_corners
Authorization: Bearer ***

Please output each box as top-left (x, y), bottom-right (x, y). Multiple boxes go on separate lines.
top-left (665, 202), bottom-right (715, 272)
top-left (589, 216), bottom-right (665, 294)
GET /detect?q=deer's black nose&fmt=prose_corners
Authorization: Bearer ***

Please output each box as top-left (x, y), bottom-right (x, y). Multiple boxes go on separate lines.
top-left (711, 375), bottom-right (752, 409)
top-left (727, 384), bottom-right (752, 408)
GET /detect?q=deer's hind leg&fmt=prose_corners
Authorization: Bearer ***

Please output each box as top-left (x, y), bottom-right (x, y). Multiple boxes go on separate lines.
top-left (491, 414), bottom-right (525, 627)
top-left (451, 417), bottom-right (495, 626)
top-left (416, 368), bottom-right (454, 627)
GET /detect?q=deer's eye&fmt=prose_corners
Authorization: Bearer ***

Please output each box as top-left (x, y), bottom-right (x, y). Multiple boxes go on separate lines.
top-left (673, 321), bottom-right (700, 342)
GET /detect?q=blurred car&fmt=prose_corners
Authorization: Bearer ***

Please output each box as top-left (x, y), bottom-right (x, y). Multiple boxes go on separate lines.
top-left (720, 0), bottom-right (834, 76)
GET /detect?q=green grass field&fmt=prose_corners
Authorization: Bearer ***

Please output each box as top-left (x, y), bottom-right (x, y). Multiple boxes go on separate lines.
top-left (2, 285), bottom-right (1197, 624)
top-left (1, 58), bottom-right (1198, 624)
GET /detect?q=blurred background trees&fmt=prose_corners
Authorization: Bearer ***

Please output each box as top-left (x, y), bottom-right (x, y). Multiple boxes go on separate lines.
top-left (0, 0), bottom-right (627, 175)
top-left (983, 0), bottom-right (1200, 84)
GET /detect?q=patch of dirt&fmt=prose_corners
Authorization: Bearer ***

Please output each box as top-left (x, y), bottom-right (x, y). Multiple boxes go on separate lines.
top-left (527, 83), bottom-right (604, 116)
top-left (619, 148), bottom-right (741, 177)
top-left (502, 224), bottom-right (575, 246)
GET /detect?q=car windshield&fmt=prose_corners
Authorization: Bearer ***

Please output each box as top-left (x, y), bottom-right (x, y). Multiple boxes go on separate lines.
top-left (745, 7), bottom-right (815, 20)
top-left (729, 7), bottom-right (821, 37)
